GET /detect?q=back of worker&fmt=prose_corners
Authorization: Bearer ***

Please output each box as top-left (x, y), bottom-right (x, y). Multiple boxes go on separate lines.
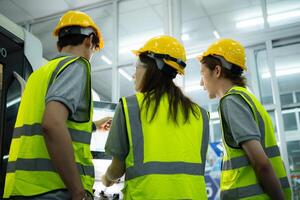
top-left (102, 35), bottom-right (209, 200)
top-left (3, 56), bottom-right (94, 197)
top-left (121, 92), bottom-right (209, 199)
top-left (3, 10), bottom-right (104, 200)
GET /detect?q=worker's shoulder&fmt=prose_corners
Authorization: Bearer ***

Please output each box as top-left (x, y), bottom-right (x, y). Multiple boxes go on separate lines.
top-left (50, 56), bottom-right (90, 80)
top-left (54, 54), bottom-right (89, 65)
top-left (61, 56), bottom-right (90, 72)
top-left (222, 93), bottom-right (245, 105)
top-left (70, 56), bottom-right (90, 66)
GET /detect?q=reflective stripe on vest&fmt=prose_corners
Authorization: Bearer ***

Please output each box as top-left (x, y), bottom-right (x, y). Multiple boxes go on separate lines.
top-left (123, 95), bottom-right (209, 180)
top-left (221, 177), bottom-right (290, 199)
top-left (222, 145), bottom-right (280, 170)
top-left (13, 123), bottom-right (91, 144)
top-left (6, 158), bottom-right (94, 176)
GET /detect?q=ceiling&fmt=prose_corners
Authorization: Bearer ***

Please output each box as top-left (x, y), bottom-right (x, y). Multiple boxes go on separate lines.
top-left (1, 0), bottom-right (300, 105)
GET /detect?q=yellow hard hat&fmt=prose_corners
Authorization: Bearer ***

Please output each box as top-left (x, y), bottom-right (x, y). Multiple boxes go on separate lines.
top-left (53, 10), bottom-right (104, 51)
top-left (198, 38), bottom-right (246, 71)
top-left (132, 35), bottom-right (187, 75)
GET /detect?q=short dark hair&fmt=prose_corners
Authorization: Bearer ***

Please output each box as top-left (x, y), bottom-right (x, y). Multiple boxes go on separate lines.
top-left (57, 34), bottom-right (88, 50)
top-left (201, 55), bottom-right (246, 87)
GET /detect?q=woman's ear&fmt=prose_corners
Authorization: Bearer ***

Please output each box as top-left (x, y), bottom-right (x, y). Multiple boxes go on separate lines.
top-left (215, 65), bottom-right (222, 78)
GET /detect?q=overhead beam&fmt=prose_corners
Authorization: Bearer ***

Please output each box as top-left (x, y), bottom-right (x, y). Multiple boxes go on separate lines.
top-left (145, 0), bottom-right (163, 21)
top-left (260, 0), bottom-right (270, 30)
top-left (198, 0), bottom-right (220, 38)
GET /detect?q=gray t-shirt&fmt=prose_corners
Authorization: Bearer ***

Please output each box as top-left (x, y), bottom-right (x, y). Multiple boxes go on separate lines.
top-left (220, 94), bottom-right (261, 148)
top-left (105, 103), bottom-right (129, 160)
top-left (45, 54), bottom-right (90, 122)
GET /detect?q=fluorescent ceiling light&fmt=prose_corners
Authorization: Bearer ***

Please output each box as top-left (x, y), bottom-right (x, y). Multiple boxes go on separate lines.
top-left (92, 89), bottom-right (100, 101)
top-left (101, 55), bottom-right (112, 65)
top-left (236, 17), bottom-right (264, 28)
top-left (268, 10), bottom-right (300, 23)
top-left (184, 85), bottom-right (204, 92)
top-left (7, 97), bottom-right (21, 108)
top-left (236, 9), bottom-right (300, 29)
top-left (261, 67), bottom-right (300, 79)
top-left (119, 68), bottom-right (133, 81)
top-left (181, 34), bottom-right (190, 41)
top-left (213, 30), bottom-right (220, 39)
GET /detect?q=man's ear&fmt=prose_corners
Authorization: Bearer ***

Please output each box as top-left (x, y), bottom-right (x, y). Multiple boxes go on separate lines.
top-left (82, 36), bottom-right (90, 49)
top-left (215, 65), bottom-right (222, 78)
top-left (85, 35), bottom-right (95, 50)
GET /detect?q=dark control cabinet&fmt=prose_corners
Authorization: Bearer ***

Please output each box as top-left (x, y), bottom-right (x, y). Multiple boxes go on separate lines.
top-left (0, 26), bottom-right (33, 197)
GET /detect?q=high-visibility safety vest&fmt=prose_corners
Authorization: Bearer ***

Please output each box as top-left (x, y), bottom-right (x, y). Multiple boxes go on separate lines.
top-left (121, 93), bottom-right (209, 200)
top-left (219, 86), bottom-right (292, 200)
top-left (3, 56), bottom-right (94, 198)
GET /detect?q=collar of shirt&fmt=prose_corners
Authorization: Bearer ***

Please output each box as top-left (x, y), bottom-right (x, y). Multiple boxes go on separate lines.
top-left (51, 52), bottom-right (74, 60)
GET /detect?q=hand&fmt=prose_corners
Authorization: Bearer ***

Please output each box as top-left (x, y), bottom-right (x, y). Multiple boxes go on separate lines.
top-left (71, 190), bottom-right (85, 200)
top-left (101, 174), bottom-right (115, 187)
top-left (94, 117), bottom-right (112, 132)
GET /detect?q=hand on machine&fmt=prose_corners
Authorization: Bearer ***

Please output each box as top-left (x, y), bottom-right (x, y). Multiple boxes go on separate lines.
top-left (94, 117), bottom-right (112, 132)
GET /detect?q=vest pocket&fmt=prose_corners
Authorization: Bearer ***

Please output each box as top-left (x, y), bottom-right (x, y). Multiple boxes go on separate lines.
top-left (74, 146), bottom-right (94, 177)
top-left (83, 146), bottom-right (94, 177)
top-left (221, 169), bottom-right (240, 183)
top-left (221, 170), bottom-right (240, 199)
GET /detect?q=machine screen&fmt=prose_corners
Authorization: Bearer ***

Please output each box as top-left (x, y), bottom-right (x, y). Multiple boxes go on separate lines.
top-left (91, 101), bottom-right (124, 199)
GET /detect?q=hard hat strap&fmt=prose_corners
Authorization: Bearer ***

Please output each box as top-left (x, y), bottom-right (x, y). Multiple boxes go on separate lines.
top-left (59, 26), bottom-right (100, 49)
top-left (146, 52), bottom-right (178, 79)
top-left (212, 55), bottom-right (243, 75)
top-left (58, 26), bottom-right (96, 38)
top-left (146, 52), bottom-right (186, 69)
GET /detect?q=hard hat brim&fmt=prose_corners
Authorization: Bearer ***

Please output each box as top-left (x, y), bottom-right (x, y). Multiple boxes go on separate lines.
top-left (131, 49), bottom-right (141, 56)
top-left (196, 55), bottom-right (203, 61)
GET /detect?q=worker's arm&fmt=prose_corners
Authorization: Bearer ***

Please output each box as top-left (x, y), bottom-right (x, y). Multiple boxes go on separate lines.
top-left (102, 103), bottom-right (129, 187)
top-left (42, 101), bottom-right (85, 200)
top-left (101, 157), bottom-right (125, 187)
top-left (241, 140), bottom-right (285, 200)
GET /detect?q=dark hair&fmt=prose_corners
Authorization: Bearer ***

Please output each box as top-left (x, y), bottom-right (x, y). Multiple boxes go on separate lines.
top-left (201, 55), bottom-right (246, 87)
top-left (57, 34), bottom-right (88, 50)
top-left (139, 53), bottom-right (200, 124)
